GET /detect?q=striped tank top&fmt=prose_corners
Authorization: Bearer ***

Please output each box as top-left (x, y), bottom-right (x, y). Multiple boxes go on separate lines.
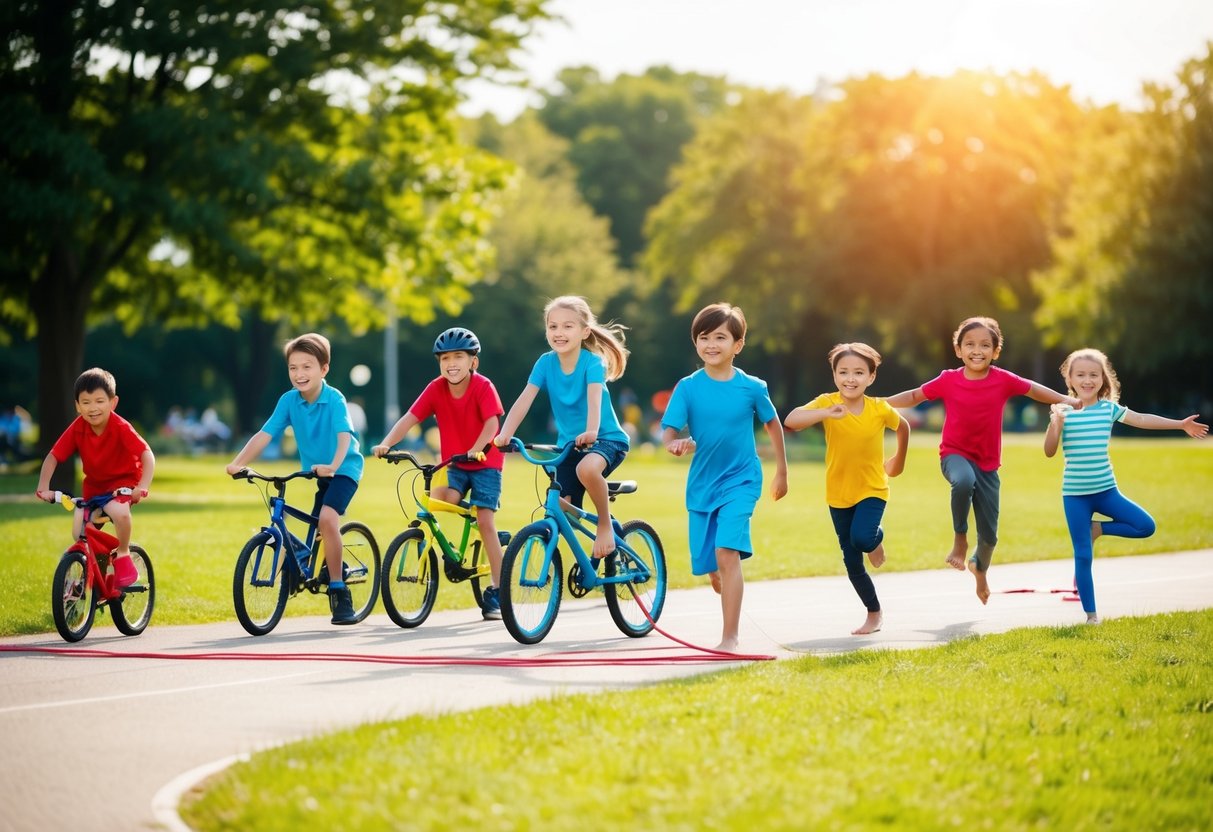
top-left (1059, 399), bottom-right (1127, 495)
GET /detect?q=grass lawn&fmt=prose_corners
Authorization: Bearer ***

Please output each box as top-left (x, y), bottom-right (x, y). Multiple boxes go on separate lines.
top-left (179, 609), bottom-right (1213, 831)
top-left (1, 435), bottom-right (1210, 636)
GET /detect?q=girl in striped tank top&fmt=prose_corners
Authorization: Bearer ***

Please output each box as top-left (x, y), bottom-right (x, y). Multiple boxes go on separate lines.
top-left (1044, 349), bottom-right (1208, 623)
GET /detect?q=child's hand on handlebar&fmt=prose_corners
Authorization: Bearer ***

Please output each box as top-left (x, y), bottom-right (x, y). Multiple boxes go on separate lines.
top-left (492, 434), bottom-right (513, 448)
top-left (371, 444), bottom-right (391, 458)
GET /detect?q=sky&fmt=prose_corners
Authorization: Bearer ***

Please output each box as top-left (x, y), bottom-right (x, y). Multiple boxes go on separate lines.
top-left (460, 0), bottom-right (1213, 118)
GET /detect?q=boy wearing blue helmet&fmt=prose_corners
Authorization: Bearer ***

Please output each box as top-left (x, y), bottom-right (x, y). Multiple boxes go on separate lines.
top-left (372, 328), bottom-right (508, 620)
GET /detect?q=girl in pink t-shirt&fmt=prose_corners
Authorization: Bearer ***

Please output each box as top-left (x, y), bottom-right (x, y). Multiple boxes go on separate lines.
top-left (885, 317), bottom-right (1079, 604)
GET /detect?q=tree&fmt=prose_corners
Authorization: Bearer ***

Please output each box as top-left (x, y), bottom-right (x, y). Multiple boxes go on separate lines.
top-left (0, 0), bottom-right (550, 486)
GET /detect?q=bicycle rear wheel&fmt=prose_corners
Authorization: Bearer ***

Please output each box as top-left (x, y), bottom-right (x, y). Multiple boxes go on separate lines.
top-left (52, 550), bottom-right (96, 643)
top-left (604, 520), bottom-right (667, 638)
top-left (500, 521), bottom-right (563, 645)
top-left (111, 545), bottom-right (155, 636)
top-left (381, 528), bottom-right (438, 628)
top-left (233, 531), bottom-right (289, 636)
top-left (337, 521), bottom-right (380, 623)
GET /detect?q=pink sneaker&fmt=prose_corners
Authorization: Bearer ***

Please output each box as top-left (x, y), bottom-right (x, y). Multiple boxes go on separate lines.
top-left (112, 555), bottom-right (139, 588)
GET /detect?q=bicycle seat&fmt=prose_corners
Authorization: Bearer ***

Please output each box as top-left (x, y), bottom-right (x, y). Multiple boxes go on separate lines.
top-left (607, 480), bottom-right (637, 496)
top-left (422, 495), bottom-right (473, 516)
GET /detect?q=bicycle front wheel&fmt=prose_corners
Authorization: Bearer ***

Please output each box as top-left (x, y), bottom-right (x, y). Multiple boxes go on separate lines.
top-left (338, 521), bottom-right (380, 623)
top-left (381, 528), bottom-right (438, 628)
top-left (233, 531), bottom-right (289, 636)
top-left (111, 545), bottom-right (155, 636)
top-left (52, 550), bottom-right (96, 643)
top-left (604, 520), bottom-right (667, 638)
top-left (500, 521), bottom-right (563, 645)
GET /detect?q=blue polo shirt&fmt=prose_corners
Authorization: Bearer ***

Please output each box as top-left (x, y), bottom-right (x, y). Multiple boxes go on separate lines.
top-left (261, 381), bottom-right (363, 481)
top-left (527, 349), bottom-right (629, 448)
top-left (661, 368), bottom-right (776, 512)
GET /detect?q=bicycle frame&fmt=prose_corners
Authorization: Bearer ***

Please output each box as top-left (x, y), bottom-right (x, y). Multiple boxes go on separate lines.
top-left (59, 493), bottom-right (130, 602)
top-left (384, 450), bottom-right (488, 572)
top-left (505, 441), bottom-right (652, 591)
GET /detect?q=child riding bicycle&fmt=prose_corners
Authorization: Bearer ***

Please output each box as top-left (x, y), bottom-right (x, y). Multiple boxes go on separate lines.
top-left (372, 327), bottom-right (508, 620)
top-left (35, 367), bottom-right (156, 588)
top-left (225, 332), bottom-right (364, 626)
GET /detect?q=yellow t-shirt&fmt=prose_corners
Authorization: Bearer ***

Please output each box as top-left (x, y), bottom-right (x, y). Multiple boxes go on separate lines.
top-left (803, 393), bottom-right (902, 508)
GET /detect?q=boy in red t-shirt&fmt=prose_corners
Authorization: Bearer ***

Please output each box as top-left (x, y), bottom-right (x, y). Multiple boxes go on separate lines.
top-left (36, 368), bottom-right (156, 587)
top-left (372, 328), bottom-right (507, 620)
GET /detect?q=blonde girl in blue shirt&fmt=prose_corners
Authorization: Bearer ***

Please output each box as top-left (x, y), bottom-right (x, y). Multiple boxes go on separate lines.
top-left (1044, 348), bottom-right (1207, 623)
top-left (495, 296), bottom-right (630, 559)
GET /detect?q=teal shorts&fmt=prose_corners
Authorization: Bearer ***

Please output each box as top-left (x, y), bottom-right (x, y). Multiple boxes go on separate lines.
top-left (688, 497), bottom-right (756, 575)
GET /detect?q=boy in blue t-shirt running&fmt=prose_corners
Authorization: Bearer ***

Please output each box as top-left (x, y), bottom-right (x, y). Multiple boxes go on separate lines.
top-left (661, 303), bottom-right (788, 652)
top-left (226, 333), bottom-right (365, 625)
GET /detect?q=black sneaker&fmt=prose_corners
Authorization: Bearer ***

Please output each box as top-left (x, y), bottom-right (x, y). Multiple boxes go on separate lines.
top-left (481, 586), bottom-right (502, 621)
top-left (330, 587), bottom-right (357, 625)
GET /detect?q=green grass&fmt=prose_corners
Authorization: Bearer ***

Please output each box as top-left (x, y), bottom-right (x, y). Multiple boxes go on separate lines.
top-left (179, 610), bottom-right (1213, 831)
top-left (2, 435), bottom-right (1211, 636)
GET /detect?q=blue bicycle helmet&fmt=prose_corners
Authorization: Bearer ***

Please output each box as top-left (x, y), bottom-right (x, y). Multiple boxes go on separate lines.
top-left (432, 327), bottom-right (481, 355)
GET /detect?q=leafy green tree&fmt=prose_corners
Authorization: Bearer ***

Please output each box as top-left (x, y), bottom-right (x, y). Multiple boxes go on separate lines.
top-left (0, 0), bottom-right (550, 486)
top-left (1035, 46), bottom-right (1213, 407)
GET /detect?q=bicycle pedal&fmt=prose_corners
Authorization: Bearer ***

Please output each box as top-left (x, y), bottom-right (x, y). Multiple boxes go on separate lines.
top-left (443, 559), bottom-right (478, 583)
top-left (566, 565), bottom-right (591, 598)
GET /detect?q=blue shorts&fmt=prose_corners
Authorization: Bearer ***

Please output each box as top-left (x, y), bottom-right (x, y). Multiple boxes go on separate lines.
top-left (688, 498), bottom-right (756, 575)
top-left (445, 466), bottom-right (503, 511)
top-left (311, 474), bottom-right (358, 517)
top-left (554, 439), bottom-right (628, 508)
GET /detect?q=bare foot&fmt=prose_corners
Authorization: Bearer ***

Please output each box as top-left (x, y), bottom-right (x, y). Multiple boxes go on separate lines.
top-left (709, 572), bottom-right (722, 594)
top-left (945, 536), bottom-right (968, 570)
top-left (592, 525), bottom-right (616, 558)
top-left (867, 543), bottom-right (886, 569)
top-left (1091, 520), bottom-right (1103, 543)
top-left (852, 611), bottom-right (883, 635)
top-left (968, 559), bottom-right (990, 605)
top-left (713, 637), bottom-right (739, 653)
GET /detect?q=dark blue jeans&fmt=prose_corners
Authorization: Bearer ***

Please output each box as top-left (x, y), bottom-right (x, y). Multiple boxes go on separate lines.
top-left (829, 497), bottom-right (886, 612)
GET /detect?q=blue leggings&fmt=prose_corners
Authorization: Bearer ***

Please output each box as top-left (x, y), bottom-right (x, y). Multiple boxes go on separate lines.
top-left (828, 497), bottom-right (886, 612)
top-left (1063, 487), bottom-right (1155, 613)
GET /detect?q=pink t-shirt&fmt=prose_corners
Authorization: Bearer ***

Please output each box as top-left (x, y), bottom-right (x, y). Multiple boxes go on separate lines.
top-left (408, 374), bottom-right (504, 471)
top-left (921, 366), bottom-right (1030, 471)
top-left (51, 412), bottom-right (150, 498)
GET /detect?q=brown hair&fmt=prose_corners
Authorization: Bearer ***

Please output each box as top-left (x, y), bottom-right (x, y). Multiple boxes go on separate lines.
top-left (544, 296), bottom-right (629, 381)
top-left (691, 303), bottom-right (747, 341)
top-left (74, 368), bottom-right (116, 399)
top-left (953, 316), bottom-right (1003, 351)
top-left (284, 333), bottom-right (331, 367)
top-left (1060, 348), bottom-right (1120, 403)
top-left (827, 342), bottom-right (882, 373)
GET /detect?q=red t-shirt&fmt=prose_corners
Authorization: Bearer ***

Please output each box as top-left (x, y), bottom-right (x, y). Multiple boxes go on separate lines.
top-left (921, 366), bottom-right (1031, 471)
top-left (51, 412), bottom-right (150, 498)
top-left (408, 374), bottom-right (504, 470)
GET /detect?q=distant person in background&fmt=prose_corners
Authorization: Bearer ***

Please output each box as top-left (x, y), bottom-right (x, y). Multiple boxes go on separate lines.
top-left (0, 405), bottom-right (29, 462)
top-left (346, 397), bottom-right (368, 444)
top-left (1044, 348), bottom-right (1207, 624)
top-left (884, 316), bottom-right (1081, 605)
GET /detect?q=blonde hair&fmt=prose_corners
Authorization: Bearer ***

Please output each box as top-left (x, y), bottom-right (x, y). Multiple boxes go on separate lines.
top-left (544, 295), bottom-right (629, 381)
top-left (1060, 348), bottom-right (1120, 403)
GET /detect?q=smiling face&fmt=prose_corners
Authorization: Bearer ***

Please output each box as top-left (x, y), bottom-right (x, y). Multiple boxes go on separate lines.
top-left (545, 305), bottom-right (589, 357)
top-left (437, 350), bottom-right (477, 388)
top-left (954, 325), bottom-right (1000, 377)
top-left (1066, 357), bottom-right (1105, 406)
top-left (286, 350), bottom-right (329, 402)
top-left (75, 388), bottom-right (117, 433)
top-left (694, 324), bottom-right (744, 373)
top-left (832, 354), bottom-right (876, 403)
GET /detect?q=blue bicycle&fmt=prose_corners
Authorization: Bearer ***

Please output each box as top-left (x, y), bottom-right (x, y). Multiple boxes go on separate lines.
top-left (230, 468), bottom-right (381, 635)
top-left (498, 440), bottom-right (667, 645)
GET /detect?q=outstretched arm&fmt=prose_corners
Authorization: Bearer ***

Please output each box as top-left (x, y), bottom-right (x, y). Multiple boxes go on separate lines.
top-left (226, 431), bottom-right (272, 475)
top-left (884, 387), bottom-right (926, 409)
top-left (1121, 410), bottom-right (1209, 438)
top-left (784, 404), bottom-right (844, 431)
top-left (373, 412), bottom-right (420, 457)
top-left (494, 384), bottom-right (540, 446)
top-left (763, 416), bottom-right (788, 501)
top-left (35, 452), bottom-right (59, 501)
top-left (1026, 381), bottom-right (1081, 409)
top-left (133, 449), bottom-right (155, 503)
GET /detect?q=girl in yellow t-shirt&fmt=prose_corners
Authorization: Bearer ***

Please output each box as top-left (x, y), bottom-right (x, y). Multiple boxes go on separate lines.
top-left (785, 343), bottom-right (910, 635)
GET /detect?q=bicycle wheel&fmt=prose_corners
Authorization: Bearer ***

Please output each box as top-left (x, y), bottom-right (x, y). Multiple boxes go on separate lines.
top-left (233, 531), bottom-right (289, 636)
top-left (604, 520), bottom-right (667, 638)
top-left (52, 550), bottom-right (96, 643)
top-left (381, 528), bottom-right (438, 628)
top-left (469, 538), bottom-right (486, 609)
top-left (338, 521), bottom-right (381, 623)
top-left (500, 521), bottom-right (563, 645)
top-left (111, 545), bottom-right (155, 636)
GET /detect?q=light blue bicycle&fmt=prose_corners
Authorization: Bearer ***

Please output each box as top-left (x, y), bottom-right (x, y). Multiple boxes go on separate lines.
top-left (498, 439), bottom-right (667, 645)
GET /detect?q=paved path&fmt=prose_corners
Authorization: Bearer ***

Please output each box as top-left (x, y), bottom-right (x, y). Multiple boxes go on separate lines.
top-left (2, 551), bottom-right (1210, 832)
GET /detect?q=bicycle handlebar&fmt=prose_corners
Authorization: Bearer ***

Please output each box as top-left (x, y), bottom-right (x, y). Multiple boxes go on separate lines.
top-left (498, 439), bottom-right (572, 467)
top-left (230, 468), bottom-right (317, 485)
top-left (47, 489), bottom-right (132, 511)
top-left (381, 449), bottom-right (487, 473)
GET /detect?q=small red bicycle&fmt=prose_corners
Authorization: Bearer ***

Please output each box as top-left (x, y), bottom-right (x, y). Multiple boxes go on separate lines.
top-left (48, 489), bottom-right (156, 642)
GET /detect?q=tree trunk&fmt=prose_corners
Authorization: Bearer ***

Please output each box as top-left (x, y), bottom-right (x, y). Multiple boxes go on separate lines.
top-left (32, 243), bottom-right (89, 493)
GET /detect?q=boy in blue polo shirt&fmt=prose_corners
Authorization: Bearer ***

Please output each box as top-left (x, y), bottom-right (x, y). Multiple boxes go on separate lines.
top-left (661, 303), bottom-right (788, 652)
top-left (225, 332), bottom-right (365, 625)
